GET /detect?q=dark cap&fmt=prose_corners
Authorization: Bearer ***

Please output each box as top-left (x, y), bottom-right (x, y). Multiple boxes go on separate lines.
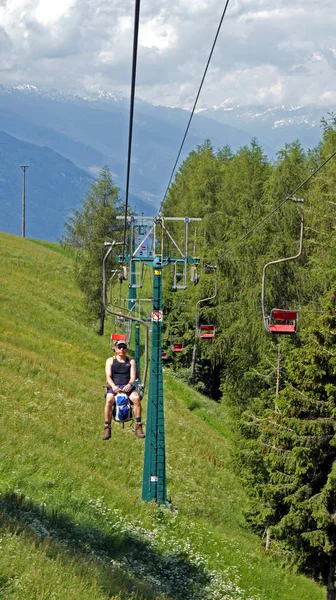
top-left (115, 340), bottom-right (128, 348)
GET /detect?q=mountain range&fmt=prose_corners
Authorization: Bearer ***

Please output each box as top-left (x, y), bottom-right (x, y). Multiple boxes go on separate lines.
top-left (0, 84), bottom-right (332, 241)
top-left (199, 103), bottom-right (331, 151)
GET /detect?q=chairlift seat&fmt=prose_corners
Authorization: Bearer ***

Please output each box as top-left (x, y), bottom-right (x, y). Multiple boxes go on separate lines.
top-left (269, 323), bottom-right (296, 334)
top-left (271, 309), bottom-right (298, 321)
top-left (162, 352), bottom-right (167, 360)
top-left (172, 343), bottom-right (183, 352)
top-left (199, 325), bottom-right (215, 339)
top-left (111, 333), bottom-right (127, 342)
top-left (268, 309), bottom-right (298, 334)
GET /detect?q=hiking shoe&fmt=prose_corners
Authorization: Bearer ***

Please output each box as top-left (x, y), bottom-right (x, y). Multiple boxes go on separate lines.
top-left (102, 425), bottom-right (111, 440)
top-left (135, 423), bottom-right (145, 438)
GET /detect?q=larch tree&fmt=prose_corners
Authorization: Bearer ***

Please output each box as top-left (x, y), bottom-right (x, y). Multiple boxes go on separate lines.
top-left (61, 166), bottom-right (124, 335)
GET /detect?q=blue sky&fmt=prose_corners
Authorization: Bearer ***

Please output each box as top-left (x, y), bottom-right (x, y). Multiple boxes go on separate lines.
top-left (0, 0), bottom-right (335, 108)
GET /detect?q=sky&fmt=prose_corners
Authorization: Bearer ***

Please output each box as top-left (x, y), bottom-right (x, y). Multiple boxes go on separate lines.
top-left (0, 0), bottom-right (335, 109)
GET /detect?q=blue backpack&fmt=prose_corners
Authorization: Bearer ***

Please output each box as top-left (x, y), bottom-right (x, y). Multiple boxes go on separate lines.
top-left (114, 393), bottom-right (132, 422)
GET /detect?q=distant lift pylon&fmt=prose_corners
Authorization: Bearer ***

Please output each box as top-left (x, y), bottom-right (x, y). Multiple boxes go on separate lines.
top-left (261, 198), bottom-right (304, 334)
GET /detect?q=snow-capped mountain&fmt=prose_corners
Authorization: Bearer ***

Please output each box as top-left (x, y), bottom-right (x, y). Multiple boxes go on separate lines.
top-left (199, 103), bottom-right (334, 152)
top-left (0, 84), bottom-right (129, 106)
top-left (0, 84), bottom-right (258, 206)
top-left (0, 84), bottom-right (332, 241)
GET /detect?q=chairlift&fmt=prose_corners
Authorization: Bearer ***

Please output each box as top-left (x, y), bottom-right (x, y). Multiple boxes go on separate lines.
top-left (195, 280), bottom-right (218, 340)
top-left (103, 242), bottom-right (149, 398)
top-left (129, 260), bottom-right (144, 289)
top-left (190, 265), bottom-right (199, 285)
top-left (203, 263), bottom-right (217, 274)
top-left (170, 322), bottom-right (184, 352)
top-left (173, 261), bottom-right (187, 290)
top-left (268, 309), bottom-right (298, 334)
top-left (262, 199), bottom-right (304, 335)
top-left (118, 266), bottom-right (127, 283)
top-left (162, 352), bottom-right (167, 360)
top-left (111, 333), bottom-right (127, 344)
top-left (191, 278), bottom-right (218, 376)
top-left (199, 324), bottom-right (215, 339)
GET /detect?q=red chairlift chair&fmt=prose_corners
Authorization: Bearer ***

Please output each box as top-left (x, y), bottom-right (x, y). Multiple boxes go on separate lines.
top-left (195, 281), bottom-right (218, 340)
top-left (111, 333), bottom-right (127, 343)
top-left (162, 352), bottom-right (167, 359)
top-left (268, 309), bottom-right (298, 334)
top-left (172, 342), bottom-right (183, 352)
top-left (261, 198), bottom-right (304, 335)
top-left (199, 324), bottom-right (215, 339)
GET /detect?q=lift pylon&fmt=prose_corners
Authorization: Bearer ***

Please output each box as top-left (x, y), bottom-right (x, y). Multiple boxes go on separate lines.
top-left (116, 215), bottom-right (201, 505)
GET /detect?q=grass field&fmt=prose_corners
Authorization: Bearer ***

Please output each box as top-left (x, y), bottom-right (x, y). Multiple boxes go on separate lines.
top-left (0, 232), bottom-right (326, 599)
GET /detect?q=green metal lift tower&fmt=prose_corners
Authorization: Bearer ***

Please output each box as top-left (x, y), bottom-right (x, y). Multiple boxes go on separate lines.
top-left (116, 215), bottom-right (201, 505)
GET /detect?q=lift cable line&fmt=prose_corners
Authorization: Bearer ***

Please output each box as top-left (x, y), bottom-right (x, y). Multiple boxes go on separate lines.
top-left (217, 149), bottom-right (336, 260)
top-left (159, 0), bottom-right (231, 212)
top-left (122, 0), bottom-right (141, 263)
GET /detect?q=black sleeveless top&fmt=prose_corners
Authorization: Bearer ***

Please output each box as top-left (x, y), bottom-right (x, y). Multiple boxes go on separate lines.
top-left (112, 357), bottom-right (131, 386)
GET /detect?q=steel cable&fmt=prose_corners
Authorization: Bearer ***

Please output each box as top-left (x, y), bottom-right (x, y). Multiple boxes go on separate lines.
top-left (159, 0), bottom-right (231, 213)
top-left (122, 0), bottom-right (141, 262)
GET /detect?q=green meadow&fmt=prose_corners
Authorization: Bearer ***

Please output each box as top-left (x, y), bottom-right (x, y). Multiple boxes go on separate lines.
top-left (0, 232), bottom-right (325, 599)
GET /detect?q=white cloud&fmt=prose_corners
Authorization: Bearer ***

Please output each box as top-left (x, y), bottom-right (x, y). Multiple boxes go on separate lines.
top-left (0, 0), bottom-right (335, 108)
top-left (139, 15), bottom-right (177, 50)
top-left (35, 0), bottom-right (75, 25)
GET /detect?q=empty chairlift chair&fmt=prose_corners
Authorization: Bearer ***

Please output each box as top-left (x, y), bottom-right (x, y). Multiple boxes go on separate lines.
top-left (261, 198), bottom-right (304, 335)
top-left (170, 321), bottom-right (185, 353)
top-left (195, 279), bottom-right (218, 341)
top-left (268, 309), bottom-right (298, 334)
top-left (199, 324), bottom-right (215, 339)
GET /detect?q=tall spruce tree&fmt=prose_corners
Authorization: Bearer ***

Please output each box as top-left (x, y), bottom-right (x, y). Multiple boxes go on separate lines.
top-left (61, 166), bottom-right (124, 334)
top-left (259, 292), bottom-right (336, 599)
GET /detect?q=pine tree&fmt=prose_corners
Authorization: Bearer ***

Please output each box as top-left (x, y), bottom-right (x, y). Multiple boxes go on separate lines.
top-left (61, 166), bottom-right (124, 334)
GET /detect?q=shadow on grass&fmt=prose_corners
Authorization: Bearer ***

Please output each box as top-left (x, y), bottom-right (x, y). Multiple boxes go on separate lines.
top-left (0, 492), bottom-right (211, 600)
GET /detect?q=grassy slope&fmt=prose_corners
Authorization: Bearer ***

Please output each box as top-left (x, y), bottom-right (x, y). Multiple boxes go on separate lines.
top-left (0, 232), bottom-right (325, 600)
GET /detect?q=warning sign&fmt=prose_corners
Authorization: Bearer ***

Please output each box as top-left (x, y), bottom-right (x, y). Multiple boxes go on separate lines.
top-left (151, 310), bottom-right (163, 322)
top-left (150, 475), bottom-right (158, 482)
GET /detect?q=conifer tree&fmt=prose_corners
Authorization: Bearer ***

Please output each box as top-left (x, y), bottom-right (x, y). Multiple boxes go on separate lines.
top-left (260, 292), bottom-right (336, 599)
top-left (61, 166), bottom-right (124, 334)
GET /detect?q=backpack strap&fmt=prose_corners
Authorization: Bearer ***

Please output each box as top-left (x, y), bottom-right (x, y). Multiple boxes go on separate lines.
top-left (110, 356), bottom-right (114, 378)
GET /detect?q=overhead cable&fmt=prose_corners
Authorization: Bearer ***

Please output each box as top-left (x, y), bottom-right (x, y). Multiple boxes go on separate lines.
top-left (159, 0), bottom-right (231, 212)
top-left (122, 0), bottom-right (141, 262)
top-left (217, 149), bottom-right (336, 259)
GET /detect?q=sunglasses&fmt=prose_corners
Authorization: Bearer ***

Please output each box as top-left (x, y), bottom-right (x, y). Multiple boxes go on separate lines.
top-left (117, 344), bottom-right (127, 349)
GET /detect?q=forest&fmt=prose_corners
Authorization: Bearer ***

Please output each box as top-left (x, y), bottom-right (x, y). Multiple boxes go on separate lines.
top-left (161, 116), bottom-right (336, 596)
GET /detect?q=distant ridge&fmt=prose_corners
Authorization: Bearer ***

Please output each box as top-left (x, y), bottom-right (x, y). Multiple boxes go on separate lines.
top-left (0, 131), bottom-right (93, 241)
top-left (0, 84), bottom-right (268, 208)
top-left (0, 84), bottom-right (330, 241)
